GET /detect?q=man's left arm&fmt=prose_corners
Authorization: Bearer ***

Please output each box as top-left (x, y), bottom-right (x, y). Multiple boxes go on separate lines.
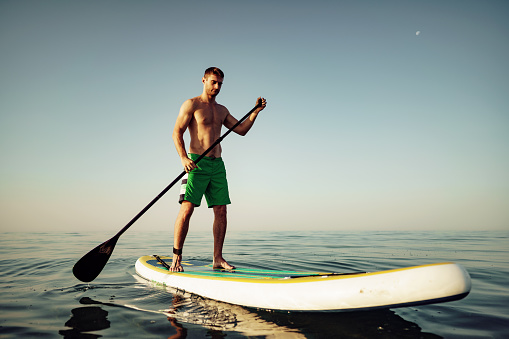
top-left (224, 97), bottom-right (267, 136)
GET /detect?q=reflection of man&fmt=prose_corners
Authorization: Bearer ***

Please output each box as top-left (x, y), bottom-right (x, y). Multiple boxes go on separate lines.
top-left (171, 67), bottom-right (267, 272)
top-left (167, 295), bottom-right (187, 339)
top-left (167, 317), bottom-right (186, 339)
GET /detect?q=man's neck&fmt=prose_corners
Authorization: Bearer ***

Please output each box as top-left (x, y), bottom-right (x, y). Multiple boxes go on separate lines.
top-left (200, 93), bottom-right (216, 104)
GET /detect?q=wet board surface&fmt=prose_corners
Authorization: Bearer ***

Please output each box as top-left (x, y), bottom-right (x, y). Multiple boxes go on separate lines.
top-left (144, 256), bottom-right (354, 280)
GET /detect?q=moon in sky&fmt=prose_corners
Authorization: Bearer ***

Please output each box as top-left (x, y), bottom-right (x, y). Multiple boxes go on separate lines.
top-left (416, 31), bottom-right (421, 36)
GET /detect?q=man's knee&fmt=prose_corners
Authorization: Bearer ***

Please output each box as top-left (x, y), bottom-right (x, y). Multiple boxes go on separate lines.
top-left (179, 201), bottom-right (195, 219)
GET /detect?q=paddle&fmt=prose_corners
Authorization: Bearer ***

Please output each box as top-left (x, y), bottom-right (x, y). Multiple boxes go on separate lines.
top-left (72, 101), bottom-right (263, 282)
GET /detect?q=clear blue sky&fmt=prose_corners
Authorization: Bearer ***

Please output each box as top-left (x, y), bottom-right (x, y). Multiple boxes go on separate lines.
top-left (1, 0), bottom-right (508, 233)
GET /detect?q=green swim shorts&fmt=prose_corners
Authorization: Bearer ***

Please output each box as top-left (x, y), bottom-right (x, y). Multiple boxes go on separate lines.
top-left (179, 153), bottom-right (231, 208)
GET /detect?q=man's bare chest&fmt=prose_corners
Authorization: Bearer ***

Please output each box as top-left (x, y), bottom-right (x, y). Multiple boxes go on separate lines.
top-left (193, 108), bottom-right (226, 128)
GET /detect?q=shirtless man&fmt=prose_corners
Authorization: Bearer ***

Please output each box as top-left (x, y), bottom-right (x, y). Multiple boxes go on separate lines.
top-left (170, 67), bottom-right (267, 272)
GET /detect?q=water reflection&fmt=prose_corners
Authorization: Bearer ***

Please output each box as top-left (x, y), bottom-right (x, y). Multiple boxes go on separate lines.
top-left (64, 279), bottom-right (441, 338)
top-left (166, 295), bottom-right (187, 339)
top-left (167, 317), bottom-right (187, 339)
top-left (160, 291), bottom-right (305, 338)
top-left (256, 309), bottom-right (442, 338)
top-left (59, 305), bottom-right (110, 338)
top-left (136, 278), bottom-right (441, 338)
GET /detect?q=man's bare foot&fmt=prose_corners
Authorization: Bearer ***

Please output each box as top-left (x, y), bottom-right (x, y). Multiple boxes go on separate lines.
top-left (213, 257), bottom-right (235, 270)
top-left (170, 254), bottom-right (184, 272)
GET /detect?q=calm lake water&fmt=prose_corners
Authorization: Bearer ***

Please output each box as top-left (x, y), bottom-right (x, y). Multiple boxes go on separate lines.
top-left (1, 230), bottom-right (508, 338)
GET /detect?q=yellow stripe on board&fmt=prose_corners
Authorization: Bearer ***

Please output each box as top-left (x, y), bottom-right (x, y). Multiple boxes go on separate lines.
top-left (138, 256), bottom-right (455, 285)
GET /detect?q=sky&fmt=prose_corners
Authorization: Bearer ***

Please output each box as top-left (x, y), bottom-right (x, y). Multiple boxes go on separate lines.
top-left (1, 0), bottom-right (508, 233)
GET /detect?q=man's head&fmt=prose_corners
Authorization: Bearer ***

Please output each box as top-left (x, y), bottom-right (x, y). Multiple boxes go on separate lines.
top-left (202, 67), bottom-right (224, 97)
top-left (204, 67), bottom-right (224, 79)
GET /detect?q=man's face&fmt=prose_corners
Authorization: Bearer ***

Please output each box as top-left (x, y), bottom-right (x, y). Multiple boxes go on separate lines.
top-left (203, 74), bottom-right (223, 97)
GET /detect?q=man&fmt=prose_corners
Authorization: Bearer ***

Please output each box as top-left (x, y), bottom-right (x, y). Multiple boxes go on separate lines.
top-left (170, 67), bottom-right (267, 272)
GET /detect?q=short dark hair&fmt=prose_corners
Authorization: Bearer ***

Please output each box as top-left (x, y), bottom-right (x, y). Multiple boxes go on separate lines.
top-left (204, 67), bottom-right (224, 79)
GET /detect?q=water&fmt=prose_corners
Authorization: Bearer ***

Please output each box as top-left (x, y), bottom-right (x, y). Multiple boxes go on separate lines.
top-left (1, 230), bottom-right (508, 338)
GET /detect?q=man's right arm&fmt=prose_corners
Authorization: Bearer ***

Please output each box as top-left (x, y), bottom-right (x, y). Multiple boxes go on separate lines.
top-left (172, 99), bottom-right (197, 173)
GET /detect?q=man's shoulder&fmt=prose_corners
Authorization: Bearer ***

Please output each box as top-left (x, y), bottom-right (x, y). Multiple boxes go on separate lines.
top-left (183, 96), bottom-right (200, 106)
top-left (214, 102), bottom-right (228, 109)
top-left (214, 102), bottom-right (229, 115)
top-left (180, 97), bottom-right (200, 113)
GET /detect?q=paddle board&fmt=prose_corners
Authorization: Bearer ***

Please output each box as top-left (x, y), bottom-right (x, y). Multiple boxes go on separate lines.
top-left (135, 255), bottom-right (471, 312)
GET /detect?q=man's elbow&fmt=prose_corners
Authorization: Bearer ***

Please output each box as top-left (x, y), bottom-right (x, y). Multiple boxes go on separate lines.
top-left (236, 129), bottom-right (248, 136)
top-left (172, 131), bottom-right (183, 144)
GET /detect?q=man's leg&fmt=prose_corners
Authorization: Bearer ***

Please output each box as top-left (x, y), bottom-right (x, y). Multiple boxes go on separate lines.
top-left (170, 201), bottom-right (194, 272)
top-left (212, 205), bottom-right (235, 270)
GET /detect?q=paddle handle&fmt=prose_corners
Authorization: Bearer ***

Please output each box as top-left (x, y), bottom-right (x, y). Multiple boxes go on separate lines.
top-left (115, 102), bottom-right (262, 238)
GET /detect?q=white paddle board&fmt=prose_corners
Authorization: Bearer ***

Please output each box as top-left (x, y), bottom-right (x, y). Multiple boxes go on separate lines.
top-left (135, 256), bottom-right (471, 312)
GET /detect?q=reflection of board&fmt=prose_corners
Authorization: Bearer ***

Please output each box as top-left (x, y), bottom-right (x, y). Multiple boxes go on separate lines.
top-left (135, 256), bottom-right (471, 312)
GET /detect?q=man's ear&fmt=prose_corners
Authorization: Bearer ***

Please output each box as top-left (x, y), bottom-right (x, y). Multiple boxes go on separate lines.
top-left (202, 77), bottom-right (206, 84)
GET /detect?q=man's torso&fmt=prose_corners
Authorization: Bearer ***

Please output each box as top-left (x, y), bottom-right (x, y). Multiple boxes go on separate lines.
top-left (188, 97), bottom-right (228, 158)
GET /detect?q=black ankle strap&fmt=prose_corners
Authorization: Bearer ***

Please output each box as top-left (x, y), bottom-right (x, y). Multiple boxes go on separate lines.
top-left (173, 247), bottom-right (182, 255)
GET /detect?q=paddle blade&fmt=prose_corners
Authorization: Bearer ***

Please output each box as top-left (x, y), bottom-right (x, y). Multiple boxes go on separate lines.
top-left (72, 236), bottom-right (118, 282)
